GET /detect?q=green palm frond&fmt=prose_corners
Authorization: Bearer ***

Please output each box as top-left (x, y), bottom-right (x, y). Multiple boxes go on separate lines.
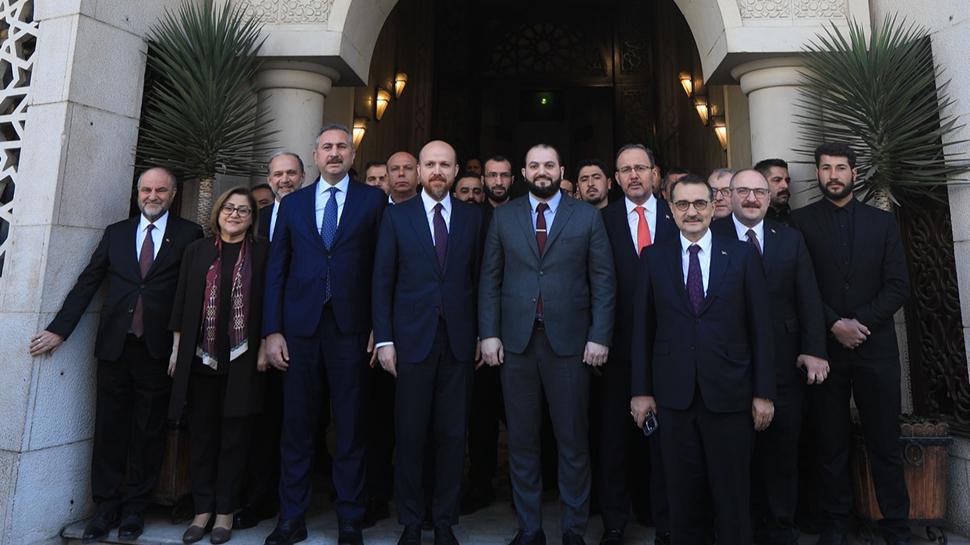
top-left (794, 15), bottom-right (970, 206)
top-left (137, 0), bottom-right (275, 181)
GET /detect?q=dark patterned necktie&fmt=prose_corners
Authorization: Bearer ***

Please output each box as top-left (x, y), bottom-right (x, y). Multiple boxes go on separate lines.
top-left (535, 202), bottom-right (548, 319)
top-left (321, 186), bottom-right (339, 303)
top-left (686, 244), bottom-right (704, 314)
top-left (131, 224), bottom-right (155, 337)
top-left (746, 228), bottom-right (762, 256)
top-left (433, 203), bottom-right (448, 270)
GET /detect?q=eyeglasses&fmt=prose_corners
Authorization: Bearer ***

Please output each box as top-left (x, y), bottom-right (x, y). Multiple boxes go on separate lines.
top-left (672, 199), bottom-right (710, 212)
top-left (220, 204), bottom-right (253, 217)
top-left (712, 188), bottom-right (732, 198)
top-left (617, 164), bottom-right (654, 175)
top-left (733, 187), bottom-right (770, 199)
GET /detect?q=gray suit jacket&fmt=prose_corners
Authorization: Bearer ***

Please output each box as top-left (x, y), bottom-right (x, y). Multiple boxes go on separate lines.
top-left (479, 194), bottom-right (616, 356)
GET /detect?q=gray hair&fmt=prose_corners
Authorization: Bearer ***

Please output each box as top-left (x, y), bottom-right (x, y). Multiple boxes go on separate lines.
top-left (709, 168), bottom-right (735, 182)
top-left (315, 123), bottom-right (353, 147)
top-left (266, 151), bottom-right (305, 175)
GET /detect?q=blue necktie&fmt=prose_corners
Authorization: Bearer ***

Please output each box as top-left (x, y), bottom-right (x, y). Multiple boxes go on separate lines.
top-left (687, 244), bottom-right (704, 314)
top-left (322, 186), bottom-right (339, 249)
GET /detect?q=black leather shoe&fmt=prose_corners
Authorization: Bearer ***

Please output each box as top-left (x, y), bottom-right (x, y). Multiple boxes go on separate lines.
top-left (815, 530), bottom-right (848, 545)
top-left (653, 531), bottom-right (671, 545)
top-left (434, 526), bottom-right (459, 545)
top-left (117, 513), bottom-right (145, 541)
top-left (264, 517), bottom-right (307, 545)
top-left (599, 529), bottom-right (623, 545)
top-left (460, 486), bottom-right (496, 515)
top-left (563, 531), bottom-right (586, 545)
top-left (82, 511), bottom-right (120, 544)
top-left (398, 525), bottom-right (422, 545)
top-left (362, 499), bottom-right (391, 529)
top-left (338, 519), bottom-right (364, 545)
top-left (508, 529), bottom-right (546, 545)
top-left (234, 508), bottom-right (277, 530)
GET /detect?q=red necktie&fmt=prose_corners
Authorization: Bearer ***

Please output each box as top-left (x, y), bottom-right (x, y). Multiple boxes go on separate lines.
top-left (131, 224), bottom-right (155, 337)
top-left (635, 206), bottom-right (652, 255)
top-left (535, 202), bottom-right (548, 319)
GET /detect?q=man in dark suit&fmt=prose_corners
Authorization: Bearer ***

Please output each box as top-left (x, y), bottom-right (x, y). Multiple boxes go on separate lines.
top-left (28, 167), bottom-right (202, 543)
top-left (257, 151), bottom-right (305, 242)
top-left (373, 140), bottom-right (483, 545)
top-left (754, 159), bottom-right (793, 226)
top-left (480, 143), bottom-right (615, 545)
top-left (790, 142), bottom-right (911, 545)
top-left (630, 174), bottom-right (774, 545)
top-left (711, 169), bottom-right (829, 545)
top-left (263, 124), bottom-right (387, 545)
top-left (597, 144), bottom-right (677, 545)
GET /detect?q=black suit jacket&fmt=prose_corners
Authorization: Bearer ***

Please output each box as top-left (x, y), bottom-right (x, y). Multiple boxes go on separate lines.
top-left (712, 217), bottom-right (827, 386)
top-left (258, 202), bottom-right (276, 241)
top-left (631, 231), bottom-right (775, 412)
top-left (372, 197), bottom-right (484, 363)
top-left (790, 198), bottom-right (909, 361)
top-left (47, 214), bottom-right (204, 362)
top-left (601, 197), bottom-right (677, 361)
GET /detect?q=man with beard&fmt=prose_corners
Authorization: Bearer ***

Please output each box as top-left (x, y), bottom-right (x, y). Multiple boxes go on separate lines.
top-left (387, 151), bottom-right (420, 204)
top-left (482, 155), bottom-right (514, 220)
top-left (711, 169), bottom-right (828, 545)
top-left (576, 159), bottom-right (613, 210)
top-left (374, 140), bottom-right (483, 545)
top-left (706, 168), bottom-right (734, 220)
top-left (480, 143), bottom-right (615, 545)
top-left (754, 159), bottom-right (793, 226)
top-left (365, 161), bottom-right (390, 194)
top-left (790, 142), bottom-right (911, 545)
top-left (259, 152), bottom-right (306, 242)
top-left (454, 175), bottom-right (485, 204)
top-left (29, 168), bottom-right (202, 542)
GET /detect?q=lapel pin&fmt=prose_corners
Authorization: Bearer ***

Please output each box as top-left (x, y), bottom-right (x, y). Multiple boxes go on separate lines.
top-left (770, 228), bottom-right (776, 234)
top-left (721, 249), bottom-right (727, 255)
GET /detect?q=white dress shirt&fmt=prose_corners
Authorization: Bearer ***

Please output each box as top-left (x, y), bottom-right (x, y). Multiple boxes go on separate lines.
top-left (422, 191), bottom-right (452, 244)
top-left (680, 229), bottom-right (712, 294)
top-left (315, 175), bottom-right (350, 232)
top-left (528, 190), bottom-right (562, 232)
top-left (269, 199), bottom-right (281, 241)
top-left (731, 215), bottom-right (764, 250)
top-left (135, 211), bottom-right (167, 260)
top-left (625, 194), bottom-right (658, 253)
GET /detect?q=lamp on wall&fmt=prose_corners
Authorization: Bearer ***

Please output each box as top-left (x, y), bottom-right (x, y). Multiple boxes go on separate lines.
top-left (353, 117), bottom-right (368, 148)
top-left (375, 88), bottom-right (392, 121)
top-left (679, 73), bottom-right (693, 97)
top-left (394, 72), bottom-right (408, 98)
top-left (693, 95), bottom-right (709, 125)
top-left (712, 115), bottom-right (728, 150)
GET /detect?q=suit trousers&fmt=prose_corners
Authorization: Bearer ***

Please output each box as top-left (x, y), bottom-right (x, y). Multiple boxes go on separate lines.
top-left (751, 382), bottom-right (804, 545)
top-left (395, 320), bottom-right (473, 526)
top-left (661, 391), bottom-right (753, 545)
top-left (501, 325), bottom-right (591, 536)
top-left (240, 368), bottom-right (283, 514)
top-left (91, 335), bottom-right (170, 516)
top-left (812, 356), bottom-right (910, 536)
top-left (367, 363), bottom-right (397, 503)
top-left (467, 364), bottom-right (504, 492)
top-left (187, 372), bottom-right (251, 514)
top-left (279, 306), bottom-right (369, 522)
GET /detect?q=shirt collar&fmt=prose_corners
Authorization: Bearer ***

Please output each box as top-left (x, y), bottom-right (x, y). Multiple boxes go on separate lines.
top-left (625, 194), bottom-right (656, 216)
top-left (731, 214), bottom-right (764, 242)
top-left (138, 210), bottom-right (168, 233)
top-left (421, 190), bottom-right (451, 215)
top-left (680, 228), bottom-right (712, 255)
top-left (318, 174), bottom-right (349, 197)
top-left (529, 189), bottom-right (562, 213)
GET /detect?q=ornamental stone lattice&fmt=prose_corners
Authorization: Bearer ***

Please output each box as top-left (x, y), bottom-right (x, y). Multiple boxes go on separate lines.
top-left (0, 0), bottom-right (37, 276)
top-left (737, 0), bottom-right (848, 20)
top-left (240, 0), bottom-right (334, 24)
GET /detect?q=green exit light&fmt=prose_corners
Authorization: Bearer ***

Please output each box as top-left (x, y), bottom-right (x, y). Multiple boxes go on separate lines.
top-left (540, 97), bottom-right (549, 106)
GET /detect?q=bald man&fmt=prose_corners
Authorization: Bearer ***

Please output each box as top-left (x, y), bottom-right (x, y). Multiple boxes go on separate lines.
top-left (387, 151), bottom-right (420, 204)
top-left (373, 140), bottom-right (484, 545)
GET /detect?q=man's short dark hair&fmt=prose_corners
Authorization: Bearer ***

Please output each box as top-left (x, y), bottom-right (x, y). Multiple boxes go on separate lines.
top-left (364, 160), bottom-right (386, 172)
top-left (576, 158), bottom-right (609, 178)
top-left (814, 142), bottom-right (857, 169)
top-left (252, 182), bottom-right (272, 193)
top-left (525, 143), bottom-right (562, 166)
top-left (266, 151), bottom-right (305, 175)
top-left (664, 166), bottom-right (690, 180)
top-left (484, 155), bottom-right (512, 169)
top-left (615, 144), bottom-right (657, 169)
top-left (753, 158), bottom-right (788, 179)
top-left (669, 173), bottom-right (714, 202)
top-left (316, 123), bottom-right (352, 146)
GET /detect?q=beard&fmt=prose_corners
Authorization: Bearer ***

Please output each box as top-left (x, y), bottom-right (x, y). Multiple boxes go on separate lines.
top-left (483, 183), bottom-right (510, 203)
top-left (525, 175), bottom-right (562, 200)
top-left (818, 178), bottom-right (854, 201)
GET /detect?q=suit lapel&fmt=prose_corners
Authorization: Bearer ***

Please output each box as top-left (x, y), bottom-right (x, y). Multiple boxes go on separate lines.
top-left (145, 218), bottom-right (176, 278)
top-left (762, 222), bottom-right (778, 276)
top-left (302, 182), bottom-right (326, 250)
top-left (699, 234), bottom-right (729, 315)
top-left (543, 197), bottom-right (574, 255)
top-left (125, 217), bottom-right (142, 280)
top-left (611, 204), bottom-right (638, 260)
top-left (847, 202), bottom-right (865, 281)
top-left (515, 199), bottom-right (540, 260)
top-left (665, 239), bottom-right (692, 313)
top-left (656, 200), bottom-right (675, 242)
top-left (332, 181), bottom-right (361, 248)
top-left (405, 198), bottom-right (441, 275)
top-left (444, 202), bottom-right (466, 274)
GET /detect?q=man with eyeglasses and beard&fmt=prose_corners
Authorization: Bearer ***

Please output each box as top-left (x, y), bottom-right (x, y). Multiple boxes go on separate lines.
top-left (630, 173), bottom-right (773, 545)
top-left (480, 143), bottom-right (614, 545)
top-left (790, 142), bottom-right (911, 545)
top-left (754, 159), bottom-right (793, 226)
top-left (481, 155), bottom-right (514, 223)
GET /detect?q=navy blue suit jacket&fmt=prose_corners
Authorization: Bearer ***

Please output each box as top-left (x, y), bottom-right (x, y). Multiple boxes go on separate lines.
top-left (601, 198), bottom-right (677, 361)
top-left (258, 201), bottom-right (275, 241)
top-left (372, 196), bottom-right (484, 363)
top-left (631, 230), bottom-right (775, 412)
top-left (263, 180), bottom-right (386, 338)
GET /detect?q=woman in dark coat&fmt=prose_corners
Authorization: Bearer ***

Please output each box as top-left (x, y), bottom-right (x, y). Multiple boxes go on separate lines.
top-left (168, 186), bottom-right (269, 544)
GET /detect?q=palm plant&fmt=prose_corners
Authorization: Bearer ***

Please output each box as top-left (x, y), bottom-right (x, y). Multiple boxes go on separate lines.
top-left (795, 15), bottom-right (970, 211)
top-left (137, 0), bottom-right (275, 229)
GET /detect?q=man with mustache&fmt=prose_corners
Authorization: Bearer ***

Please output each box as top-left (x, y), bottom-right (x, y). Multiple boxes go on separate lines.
top-left (706, 168), bottom-right (734, 220)
top-left (755, 159), bottom-right (793, 226)
top-left (790, 142), bottom-right (911, 545)
top-left (630, 173), bottom-right (773, 545)
top-left (373, 140), bottom-right (484, 545)
top-left (711, 169), bottom-right (829, 545)
top-left (387, 151), bottom-right (420, 204)
top-left (260, 152), bottom-right (306, 242)
top-left (482, 155), bottom-right (514, 215)
top-left (576, 159), bottom-right (613, 210)
top-left (29, 167), bottom-right (203, 542)
top-left (480, 143), bottom-right (615, 545)
top-left (454, 175), bottom-right (485, 204)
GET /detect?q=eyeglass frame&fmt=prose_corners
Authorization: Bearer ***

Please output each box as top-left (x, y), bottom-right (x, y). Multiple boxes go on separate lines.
top-left (220, 204), bottom-right (253, 217)
top-left (671, 199), bottom-right (711, 212)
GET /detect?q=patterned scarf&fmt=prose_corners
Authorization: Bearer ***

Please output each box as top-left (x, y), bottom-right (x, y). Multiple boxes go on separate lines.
top-left (197, 237), bottom-right (252, 369)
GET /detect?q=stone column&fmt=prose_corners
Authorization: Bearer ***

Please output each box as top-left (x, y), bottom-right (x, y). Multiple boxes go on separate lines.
top-left (253, 62), bottom-right (340, 182)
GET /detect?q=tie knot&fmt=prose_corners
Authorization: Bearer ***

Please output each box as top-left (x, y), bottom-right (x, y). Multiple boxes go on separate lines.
top-left (328, 186), bottom-right (339, 195)
top-left (746, 228), bottom-right (757, 239)
top-left (635, 205), bottom-right (646, 218)
top-left (688, 244), bottom-right (701, 255)
top-left (536, 202), bottom-right (549, 214)
top-left (434, 202), bottom-right (444, 213)
top-left (145, 224), bottom-right (155, 233)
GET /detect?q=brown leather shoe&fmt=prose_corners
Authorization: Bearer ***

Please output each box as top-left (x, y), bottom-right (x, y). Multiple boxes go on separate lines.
top-left (210, 526), bottom-right (232, 544)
